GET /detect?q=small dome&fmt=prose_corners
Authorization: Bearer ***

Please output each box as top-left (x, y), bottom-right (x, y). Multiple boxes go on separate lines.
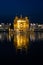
top-left (15, 16), bottom-right (18, 20)
top-left (25, 17), bottom-right (28, 19)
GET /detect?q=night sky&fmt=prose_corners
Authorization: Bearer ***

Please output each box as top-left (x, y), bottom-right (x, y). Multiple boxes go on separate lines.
top-left (0, 0), bottom-right (43, 23)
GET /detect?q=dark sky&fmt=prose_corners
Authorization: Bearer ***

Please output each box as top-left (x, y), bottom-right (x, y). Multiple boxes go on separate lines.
top-left (0, 0), bottom-right (43, 23)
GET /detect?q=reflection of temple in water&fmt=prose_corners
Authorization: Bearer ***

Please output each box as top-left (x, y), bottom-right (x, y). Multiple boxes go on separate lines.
top-left (0, 32), bottom-right (43, 50)
top-left (13, 32), bottom-right (43, 50)
top-left (13, 32), bottom-right (30, 50)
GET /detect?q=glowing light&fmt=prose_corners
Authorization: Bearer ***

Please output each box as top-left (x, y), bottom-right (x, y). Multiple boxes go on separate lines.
top-left (13, 32), bottom-right (29, 50)
top-left (0, 25), bottom-right (2, 27)
top-left (17, 20), bottom-right (26, 23)
top-left (13, 16), bottom-right (29, 31)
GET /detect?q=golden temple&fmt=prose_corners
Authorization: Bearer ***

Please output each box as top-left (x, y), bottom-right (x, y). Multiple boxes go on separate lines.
top-left (13, 16), bottom-right (29, 31)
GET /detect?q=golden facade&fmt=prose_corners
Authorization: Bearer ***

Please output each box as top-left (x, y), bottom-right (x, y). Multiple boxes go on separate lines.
top-left (13, 16), bottom-right (29, 31)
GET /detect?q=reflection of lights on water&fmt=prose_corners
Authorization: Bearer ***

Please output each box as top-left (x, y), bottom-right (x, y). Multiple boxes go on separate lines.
top-left (7, 32), bottom-right (43, 42)
top-left (0, 25), bottom-right (2, 27)
top-left (30, 32), bottom-right (43, 41)
top-left (30, 32), bottom-right (36, 41)
top-left (8, 30), bottom-right (14, 41)
top-left (38, 32), bottom-right (43, 40)
top-left (0, 31), bottom-right (43, 51)
top-left (8, 32), bottom-right (11, 41)
top-left (0, 32), bottom-right (12, 42)
top-left (0, 34), bottom-right (2, 39)
top-left (13, 32), bottom-right (29, 50)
